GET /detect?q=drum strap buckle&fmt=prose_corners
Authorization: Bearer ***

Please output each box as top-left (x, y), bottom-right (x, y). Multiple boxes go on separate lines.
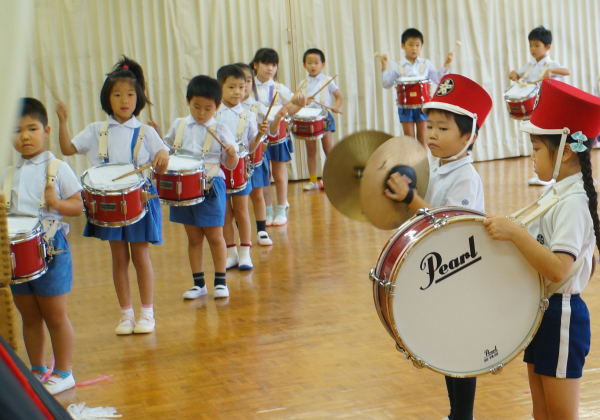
top-left (417, 208), bottom-right (448, 229)
top-left (369, 269), bottom-right (395, 296)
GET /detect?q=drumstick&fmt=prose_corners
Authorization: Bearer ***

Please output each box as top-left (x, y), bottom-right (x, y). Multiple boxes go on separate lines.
top-left (112, 163), bottom-right (153, 181)
top-left (374, 52), bottom-right (383, 58)
top-left (450, 41), bottom-right (462, 55)
top-left (289, 79), bottom-right (307, 104)
top-left (206, 128), bottom-right (228, 149)
top-left (312, 100), bottom-right (343, 115)
top-left (527, 78), bottom-right (545, 85)
top-left (309, 75), bottom-right (337, 99)
top-left (183, 77), bottom-right (191, 82)
top-left (263, 92), bottom-right (279, 123)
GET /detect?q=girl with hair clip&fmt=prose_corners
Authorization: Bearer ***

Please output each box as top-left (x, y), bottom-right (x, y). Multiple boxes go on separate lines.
top-left (56, 56), bottom-right (169, 335)
top-left (249, 48), bottom-right (303, 226)
top-left (484, 80), bottom-right (600, 420)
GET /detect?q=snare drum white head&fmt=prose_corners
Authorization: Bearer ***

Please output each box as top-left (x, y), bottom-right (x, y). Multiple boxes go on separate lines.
top-left (167, 155), bottom-right (203, 171)
top-left (8, 215), bottom-right (39, 238)
top-left (504, 83), bottom-right (538, 99)
top-left (294, 108), bottom-right (327, 119)
top-left (84, 163), bottom-right (141, 190)
top-left (396, 76), bottom-right (429, 83)
top-left (391, 219), bottom-right (543, 376)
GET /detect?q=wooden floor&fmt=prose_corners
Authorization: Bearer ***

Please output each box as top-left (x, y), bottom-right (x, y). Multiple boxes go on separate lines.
top-left (11, 153), bottom-right (600, 419)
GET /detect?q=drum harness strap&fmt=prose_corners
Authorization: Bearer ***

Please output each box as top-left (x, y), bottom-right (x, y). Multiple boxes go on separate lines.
top-left (398, 58), bottom-right (426, 77)
top-left (507, 187), bottom-right (585, 297)
top-left (2, 158), bottom-right (65, 260)
top-left (520, 58), bottom-right (552, 86)
top-left (98, 120), bottom-right (147, 166)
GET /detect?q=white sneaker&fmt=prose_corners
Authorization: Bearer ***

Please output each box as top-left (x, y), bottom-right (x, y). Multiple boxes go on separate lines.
top-left (257, 231), bottom-right (273, 246)
top-left (273, 213), bottom-right (287, 226)
top-left (226, 247), bottom-right (239, 269)
top-left (115, 313), bottom-right (136, 335)
top-left (44, 372), bottom-right (75, 395)
top-left (239, 246), bottom-right (253, 271)
top-left (183, 285), bottom-right (207, 299)
top-left (31, 369), bottom-right (46, 382)
top-left (214, 284), bottom-right (229, 299)
top-left (303, 182), bottom-right (319, 191)
top-left (528, 175), bottom-right (554, 186)
top-left (133, 313), bottom-right (155, 334)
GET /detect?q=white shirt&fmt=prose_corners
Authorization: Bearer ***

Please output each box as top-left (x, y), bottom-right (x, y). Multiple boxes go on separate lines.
top-left (527, 173), bottom-right (594, 294)
top-left (72, 115), bottom-right (168, 167)
top-left (240, 97), bottom-right (281, 138)
top-left (517, 56), bottom-right (565, 82)
top-left (1, 151), bottom-right (82, 235)
top-left (304, 73), bottom-right (339, 108)
top-left (382, 56), bottom-right (449, 89)
top-left (216, 103), bottom-right (258, 152)
top-left (424, 155), bottom-right (485, 212)
top-left (254, 77), bottom-right (293, 107)
top-left (163, 116), bottom-right (236, 179)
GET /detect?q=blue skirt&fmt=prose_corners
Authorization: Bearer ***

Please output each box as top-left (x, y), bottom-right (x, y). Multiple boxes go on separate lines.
top-left (326, 111), bottom-right (336, 132)
top-left (170, 177), bottom-right (226, 227)
top-left (265, 137), bottom-right (294, 162)
top-left (226, 180), bottom-right (252, 198)
top-left (11, 231), bottom-right (73, 297)
top-left (83, 181), bottom-right (163, 244)
top-left (251, 159), bottom-right (270, 188)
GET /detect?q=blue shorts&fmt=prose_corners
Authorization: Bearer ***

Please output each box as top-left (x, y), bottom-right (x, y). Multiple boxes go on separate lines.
top-left (265, 137), bottom-right (294, 162)
top-left (11, 231), bottom-right (73, 297)
top-left (169, 177), bottom-right (226, 227)
top-left (226, 179), bottom-right (252, 198)
top-left (524, 294), bottom-right (590, 378)
top-left (326, 112), bottom-right (336, 132)
top-left (250, 159), bottom-right (270, 188)
top-left (398, 108), bottom-right (428, 123)
top-left (83, 180), bottom-right (163, 244)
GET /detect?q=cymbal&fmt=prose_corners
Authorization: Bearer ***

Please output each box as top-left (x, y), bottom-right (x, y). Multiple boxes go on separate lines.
top-left (360, 136), bottom-right (430, 230)
top-left (323, 131), bottom-right (394, 221)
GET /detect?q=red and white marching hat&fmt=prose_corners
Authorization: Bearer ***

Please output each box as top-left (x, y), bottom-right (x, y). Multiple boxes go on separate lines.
top-left (521, 79), bottom-right (600, 180)
top-left (423, 74), bottom-right (493, 160)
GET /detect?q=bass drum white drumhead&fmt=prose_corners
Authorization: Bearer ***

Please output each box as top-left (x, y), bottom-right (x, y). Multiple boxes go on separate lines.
top-left (391, 218), bottom-right (543, 376)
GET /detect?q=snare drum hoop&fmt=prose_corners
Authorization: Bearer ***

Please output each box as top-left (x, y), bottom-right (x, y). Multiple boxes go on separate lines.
top-left (394, 77), bottom-right (431, 87)
top-left (156, 155), bottom-right (205, 176)
top-left (7, 214), bottom-right (48, 283)
top-left (383, 212), bottom-right (546, 377)
top-left (159, 196), bottom-right (205, 207)
top-left (291, 108), bottom-right (328, 122)
top-left (503, 84), bottom-right (539, 103)
top-left (82, 163), bottom-right (147, 196)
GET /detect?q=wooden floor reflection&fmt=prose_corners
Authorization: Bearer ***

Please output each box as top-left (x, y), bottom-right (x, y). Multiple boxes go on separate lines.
top-left (12, 152), bottom-right (600, 419)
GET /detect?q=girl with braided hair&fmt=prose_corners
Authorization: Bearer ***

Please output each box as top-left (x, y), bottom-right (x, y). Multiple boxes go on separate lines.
top-left (484, 79), bottom-right (600, 420)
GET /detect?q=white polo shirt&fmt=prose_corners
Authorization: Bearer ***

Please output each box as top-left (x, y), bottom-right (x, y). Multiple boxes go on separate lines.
top-left (304, 73), bottom-right (339, 108)
top-left (1, 151), bottom-right (82, 235)
top-left (516, 56), bottom-right (565, 83)
top-left (72, 115), bottom-right (168, 167)
top-left (216, 103), bottom-right (258, 151)
top-left (163, 116), bottom-right (236, 179)
top-left (254, 77), bottom-right (293, 107)
top-left (526, 173), bottom-right (594, 294)
top-left (241, 96), bottom-right (268, 122)
top-left (382, 56), bottom-right (449, 89)
top-left (424, 155), bottom-right (485, 212)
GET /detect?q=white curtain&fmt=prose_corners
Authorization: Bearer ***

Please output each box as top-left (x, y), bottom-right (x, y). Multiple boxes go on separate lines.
top-left (10, 0), bottom-right (600, 178)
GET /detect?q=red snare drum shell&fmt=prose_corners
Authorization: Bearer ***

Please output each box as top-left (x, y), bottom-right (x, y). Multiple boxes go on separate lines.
top-left (221, 157), bottom-right (249, 193)
top-left (395, 80), bottom-right (431, 109)
top-left (266, 119), bottom-right (287, 145)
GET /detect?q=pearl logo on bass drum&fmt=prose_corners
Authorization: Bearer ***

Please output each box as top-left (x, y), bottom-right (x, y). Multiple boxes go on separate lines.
top-left (419, 236), bottom-right (481, 290)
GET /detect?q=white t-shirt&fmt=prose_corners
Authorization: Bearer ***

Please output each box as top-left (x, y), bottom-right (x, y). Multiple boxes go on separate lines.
top-left (303, 73), bottom-right (339, 108)
top-left (216, 103), bottom-right (258, 151)
top-left (526, 173), bottom-right (594, 294)
top-left (382, 56), bottom-right (449, 89)
top-left (72, 115), bottom-right (167, 167)
top-left (163, 116), bottom-right (236, 179)
top-left (516, 56), bottom-right (565, 83)
top-left (424, 155), bottom-right (485, 212)
top-left (1, 151), bottom-right (82, 235)
top-left (254, 77), bottom-right (293, 107)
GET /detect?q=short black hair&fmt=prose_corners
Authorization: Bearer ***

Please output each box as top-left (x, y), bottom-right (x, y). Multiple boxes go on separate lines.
top-left (303, 48), bottom-right (325, 64)
top-left (528, 26), bottom-right (552, 46)
top-left (401, 28), bottom-right (424, 45)
top-left (186, 75), bottom-right (222, 105)
top-left (216, 65), bottom-right (246, 86)
top-left (100, 56), bottom-right (149, 117)
top-left (424, 109), bottom-right (479, 151)
top-left (21, 98), bottom-right (48, 127)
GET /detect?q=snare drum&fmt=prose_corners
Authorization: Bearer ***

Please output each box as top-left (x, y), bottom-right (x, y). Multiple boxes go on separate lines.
top-left (153, 155), bottom-right (205, 206)
top-left (8, 214), bottom-right (47, 283)
top-left (370, 207), bottom-right (545, 377)
top-left (81, 163), bottom-right (149, 227)
top-left (394, 77), bottom-right (432, 108)
top-left (221, 151), bottom-right (250, 193)
top-left (265, 105), bottom-right (288, 146)
top-left (290, 108), bottom-right (329, 141)
top-left (249, 139), bottom-right (265, 168)
top-left (503, 83), bottom-right (539, 120)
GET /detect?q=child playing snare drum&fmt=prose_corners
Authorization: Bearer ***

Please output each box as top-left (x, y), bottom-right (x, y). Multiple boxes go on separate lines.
top-left (380, 28), bottom-right (453, 149)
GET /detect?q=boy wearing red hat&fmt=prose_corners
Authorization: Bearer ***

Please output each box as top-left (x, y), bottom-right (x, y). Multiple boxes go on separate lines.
top-left (386, 74), bottom-right (493, 420)
top-left (485, 79), bottom-right (600, 419)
